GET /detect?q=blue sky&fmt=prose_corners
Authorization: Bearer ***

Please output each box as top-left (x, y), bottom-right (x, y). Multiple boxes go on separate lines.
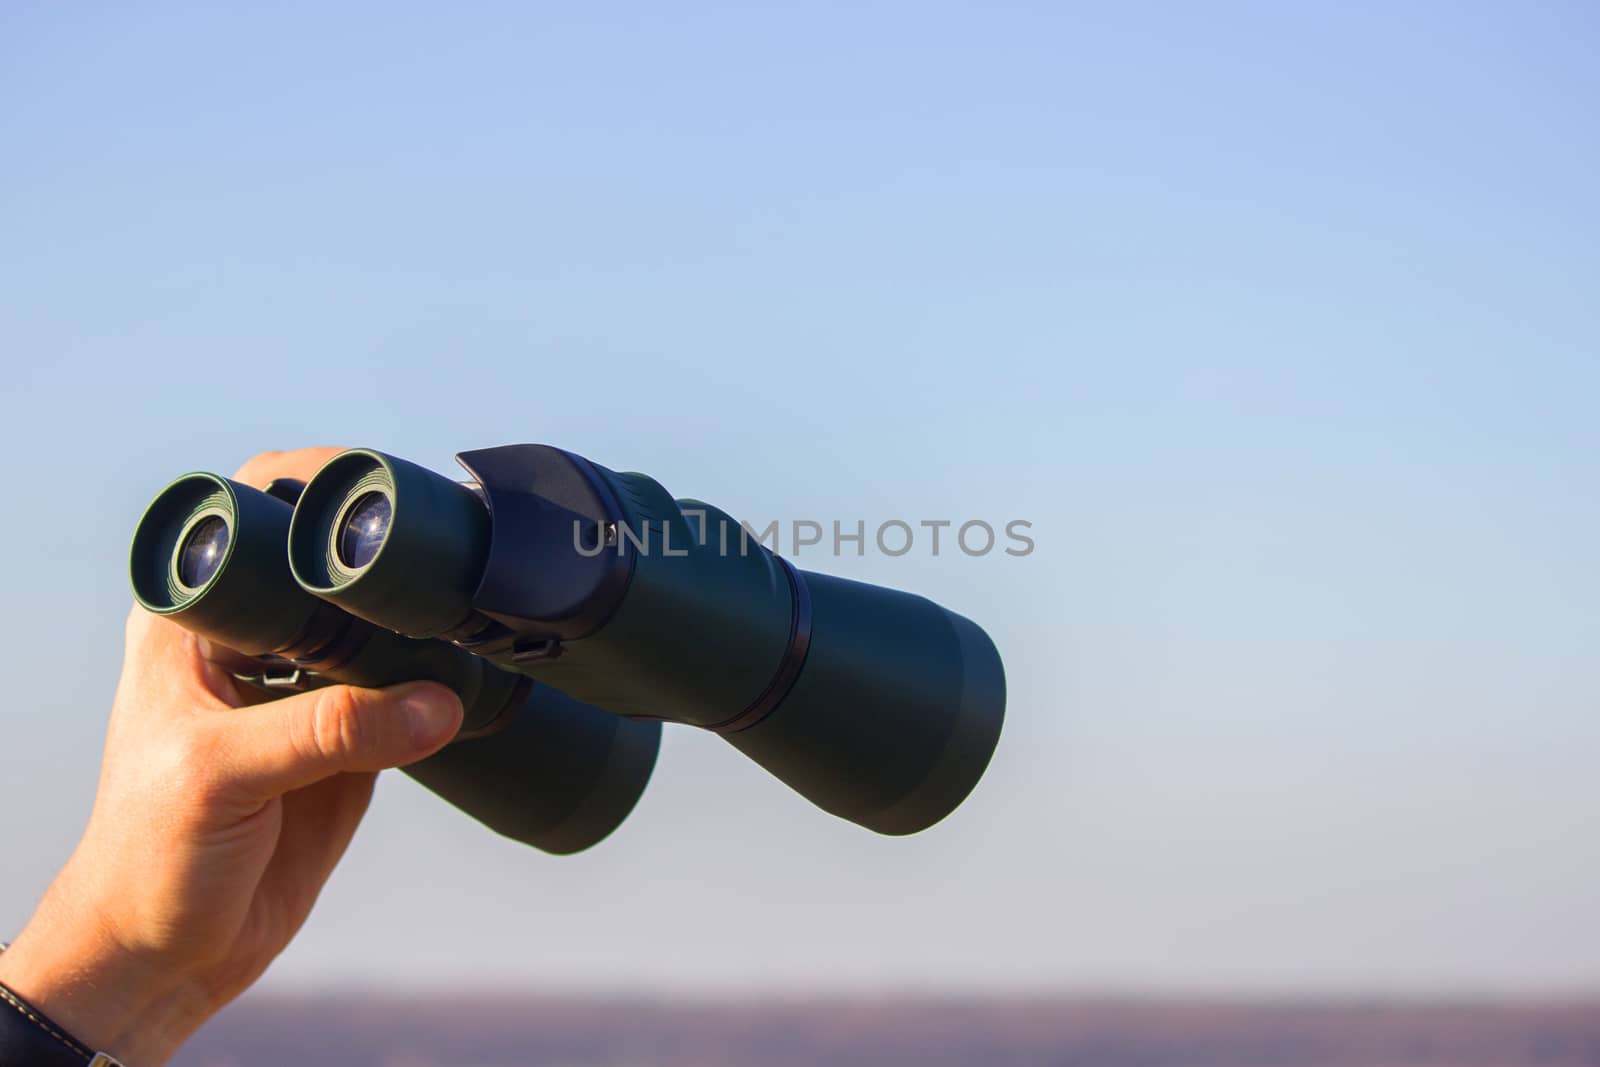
top-left (2, 2), bottom-right (1597, 993)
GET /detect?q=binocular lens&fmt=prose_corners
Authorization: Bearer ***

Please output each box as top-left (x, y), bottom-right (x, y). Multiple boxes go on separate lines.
top-left (177, 515), bottom-right (230, 589)
top-left (338, 492), bottom-right (391, 569)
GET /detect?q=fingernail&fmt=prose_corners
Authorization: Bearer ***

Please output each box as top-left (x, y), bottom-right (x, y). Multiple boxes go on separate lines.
top-left (400, 686), bottom-right (462, 748)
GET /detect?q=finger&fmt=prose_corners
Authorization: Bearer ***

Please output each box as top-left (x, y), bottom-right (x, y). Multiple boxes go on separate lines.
top-left (124, 604), bottom-right (191, 663)
top-left (120, 608), bottom-right (240, 710)
top-left (232, 447), bottom-right (346, 490)
top-left (217, 681), bottom-right (463, 799)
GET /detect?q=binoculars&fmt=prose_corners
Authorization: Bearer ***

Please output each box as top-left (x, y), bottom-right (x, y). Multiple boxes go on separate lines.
top-left (130, 445), bottom-right (1006, 854)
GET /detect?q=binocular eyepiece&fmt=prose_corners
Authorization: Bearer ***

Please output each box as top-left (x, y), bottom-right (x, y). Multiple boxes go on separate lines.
top-left (132, 444), bottom-right (1006, 850)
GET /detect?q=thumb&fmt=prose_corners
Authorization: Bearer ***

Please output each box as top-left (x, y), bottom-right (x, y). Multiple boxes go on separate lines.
top-left (220, 680), bottom-right (463, 799)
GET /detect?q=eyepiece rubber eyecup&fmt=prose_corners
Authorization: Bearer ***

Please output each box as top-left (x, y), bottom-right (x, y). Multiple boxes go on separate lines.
top-left (289, 449), bottom-right (492, 638)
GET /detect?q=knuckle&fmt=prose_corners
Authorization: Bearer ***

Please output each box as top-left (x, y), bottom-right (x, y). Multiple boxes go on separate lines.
top-left (232, 449), bottom-right (285, 481)
top-left (123, 606), bottom-right (149, 640)
top-left (122, 606), bottom-right (161, 655)
top-left (158, 725), bottom-right (227, 802)
top-left (307, 688), bottom-right (369, 763)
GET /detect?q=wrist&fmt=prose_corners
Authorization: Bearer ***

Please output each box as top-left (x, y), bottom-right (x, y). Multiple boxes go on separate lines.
top-left (0, 899), bottom-right (212, 1066)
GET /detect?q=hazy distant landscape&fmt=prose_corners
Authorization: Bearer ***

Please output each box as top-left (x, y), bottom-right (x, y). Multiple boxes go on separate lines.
top-left (172, 996), bottom-right (1600, 1067)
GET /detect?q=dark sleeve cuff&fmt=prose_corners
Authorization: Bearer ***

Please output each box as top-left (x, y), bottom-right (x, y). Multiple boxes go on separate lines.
top-left (0, 979), bottom-right (98, 1067)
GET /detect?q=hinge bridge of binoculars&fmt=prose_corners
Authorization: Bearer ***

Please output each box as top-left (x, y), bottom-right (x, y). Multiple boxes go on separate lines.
top-left (232, 663), bottom-right (318, 694)
top-left (511, 636), bottom-right (564, 664)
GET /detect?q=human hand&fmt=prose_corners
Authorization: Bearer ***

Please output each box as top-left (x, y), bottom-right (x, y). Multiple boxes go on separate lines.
top-left (0, 448), bottom-right (464, 1065)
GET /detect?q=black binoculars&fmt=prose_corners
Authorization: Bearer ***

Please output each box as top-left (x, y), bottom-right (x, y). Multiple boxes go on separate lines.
top-left (130, 445), bottom-right (1006, 854)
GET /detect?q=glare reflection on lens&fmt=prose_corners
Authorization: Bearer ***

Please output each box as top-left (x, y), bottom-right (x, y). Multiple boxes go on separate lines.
top-left (338, 492), bottom-right (392, 569)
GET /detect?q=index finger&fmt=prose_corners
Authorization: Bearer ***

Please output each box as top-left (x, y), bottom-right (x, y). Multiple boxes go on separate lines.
top-left (232, 447), bottom-right (346, 490)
